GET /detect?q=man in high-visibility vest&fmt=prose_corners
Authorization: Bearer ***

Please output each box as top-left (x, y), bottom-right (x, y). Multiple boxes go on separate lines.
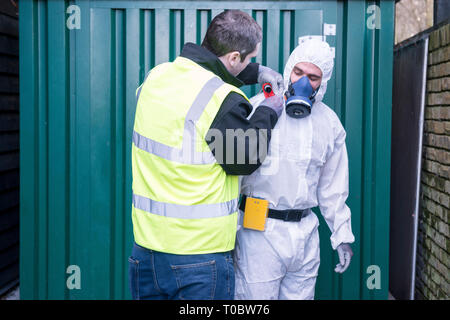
top-left (129, 10), bottom-right (284, 300)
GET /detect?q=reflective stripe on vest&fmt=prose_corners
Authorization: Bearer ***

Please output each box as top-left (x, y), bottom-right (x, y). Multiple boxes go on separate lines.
top-left (133, 193), bottom-right (238, 219)
top-left (132, 76), bottom-right (223, 165)
top-left (132, 130), bottom-right (216, 165)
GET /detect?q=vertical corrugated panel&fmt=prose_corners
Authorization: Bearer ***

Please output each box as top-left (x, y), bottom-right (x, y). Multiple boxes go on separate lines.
top-left (70, 0), bottom-right (90, 300)
top-left (47, 0), bottom-right (70, 299)
top-left (19, 0), bottom-right (394, 300)
top-left (373, 0), bottom-right (394, 299)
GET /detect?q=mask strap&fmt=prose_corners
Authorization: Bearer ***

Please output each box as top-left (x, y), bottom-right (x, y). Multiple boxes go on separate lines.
top-left (284, 79), bottom-right (293, 98)
top-left (310, 85), bottom-right (320, 103)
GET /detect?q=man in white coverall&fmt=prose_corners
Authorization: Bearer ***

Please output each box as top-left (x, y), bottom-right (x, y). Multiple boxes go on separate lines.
top-left (234, 38), bottom-right (355, 300)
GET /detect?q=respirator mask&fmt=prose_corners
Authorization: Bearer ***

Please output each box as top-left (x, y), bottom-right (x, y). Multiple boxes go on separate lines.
top-left (284, 76), bottom-right (319, 118)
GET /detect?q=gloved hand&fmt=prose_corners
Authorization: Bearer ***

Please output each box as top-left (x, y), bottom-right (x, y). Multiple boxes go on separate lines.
top-left (257, 65), bottom-right (284, 96)
top-left (334, 243), bottom-right (353, 274)
top-left (260, 95), bottom-right (284, 118)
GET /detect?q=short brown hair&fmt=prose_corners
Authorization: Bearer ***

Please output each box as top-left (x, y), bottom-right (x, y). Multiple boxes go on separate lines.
top-left (202, 10), bottom-right (262, 62)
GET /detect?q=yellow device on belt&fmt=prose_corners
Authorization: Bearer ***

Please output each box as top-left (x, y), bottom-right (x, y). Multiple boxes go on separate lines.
top-left (243, 197), bottom-right (269, 231)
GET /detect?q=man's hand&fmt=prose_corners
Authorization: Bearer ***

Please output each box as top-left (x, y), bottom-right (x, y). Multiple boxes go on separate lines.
top-left (335, 243), bottom-right (353, 273)
top-left (258, 65), bottom-right (284, 95)
top-left (260, 95), bottom-right (284, 118)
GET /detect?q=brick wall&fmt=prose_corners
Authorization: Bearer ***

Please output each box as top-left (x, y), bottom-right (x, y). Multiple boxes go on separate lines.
top-left (416, 23), bottom-right (450, 300)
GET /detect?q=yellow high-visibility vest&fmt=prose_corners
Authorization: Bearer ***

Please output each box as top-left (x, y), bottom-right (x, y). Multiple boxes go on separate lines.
top-left (132, 56), bottom-right (249, 254)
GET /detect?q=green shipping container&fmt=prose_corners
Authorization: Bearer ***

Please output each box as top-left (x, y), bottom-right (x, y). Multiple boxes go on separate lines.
top-left (19, 0), bottom-right (394, 299)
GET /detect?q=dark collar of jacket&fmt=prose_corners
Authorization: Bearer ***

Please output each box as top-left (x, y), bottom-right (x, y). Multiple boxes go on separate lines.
top-left (179, 42), bottom-right (245, 88)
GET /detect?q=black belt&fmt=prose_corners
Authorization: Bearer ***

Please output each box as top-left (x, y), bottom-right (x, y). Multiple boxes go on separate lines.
top-left (239, 195), bottom-right (309, 222)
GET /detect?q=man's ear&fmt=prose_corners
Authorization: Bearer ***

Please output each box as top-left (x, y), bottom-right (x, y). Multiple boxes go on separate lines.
top-left (228, 51), bottom-right (241, 67)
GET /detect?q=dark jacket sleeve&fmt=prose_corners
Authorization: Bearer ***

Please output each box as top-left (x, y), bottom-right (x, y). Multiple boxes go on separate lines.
top-left (205, 91), bottom-right (278, 175)
top-left (236, 62), bottom-right (259, 85)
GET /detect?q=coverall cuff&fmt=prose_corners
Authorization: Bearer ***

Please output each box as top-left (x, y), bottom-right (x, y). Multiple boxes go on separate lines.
top-left (330, 226), bottom-right (355, 250)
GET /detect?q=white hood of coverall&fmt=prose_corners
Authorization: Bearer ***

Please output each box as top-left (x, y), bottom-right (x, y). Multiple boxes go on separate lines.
top-left (250, 37), bottom-right (334, 107)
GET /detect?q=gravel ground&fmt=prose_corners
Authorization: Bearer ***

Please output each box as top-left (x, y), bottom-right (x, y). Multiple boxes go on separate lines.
top-left (0, 285), bottom-right (20, 300)
top-left (0, 286), bottom-right (395, 300)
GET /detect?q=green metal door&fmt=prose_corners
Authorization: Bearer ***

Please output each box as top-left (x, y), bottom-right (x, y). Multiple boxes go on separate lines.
top-left (20, 0), bottom-right (394, 299)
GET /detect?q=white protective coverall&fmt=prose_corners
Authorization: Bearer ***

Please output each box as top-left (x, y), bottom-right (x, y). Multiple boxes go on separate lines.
top-left (234, 38), bottom-right (355, 300)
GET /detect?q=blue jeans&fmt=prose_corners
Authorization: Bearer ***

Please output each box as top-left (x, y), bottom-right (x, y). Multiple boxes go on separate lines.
top-left (128, 242), bottom-right (235, 300)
